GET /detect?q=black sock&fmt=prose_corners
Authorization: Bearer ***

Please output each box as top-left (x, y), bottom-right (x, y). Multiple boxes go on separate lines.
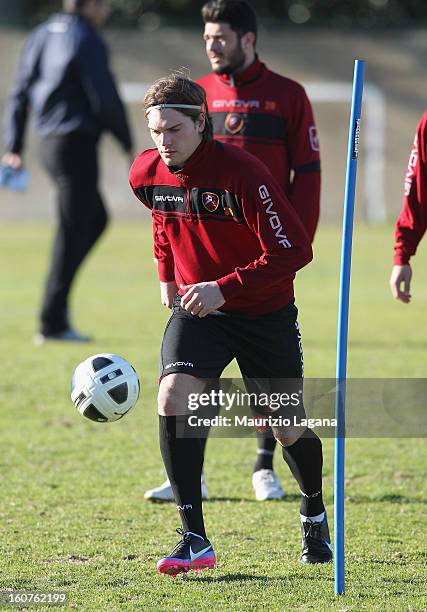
top-left (200, 435), bottom-right (208, 471)
top-left (197, 398), bottom-right (221, 471)
top-left (253, 428), bottom-right (277, 472)
top-left (281, 428), bottom-right (325, 517)
top-left (159, 415), bottom-right (206, 539)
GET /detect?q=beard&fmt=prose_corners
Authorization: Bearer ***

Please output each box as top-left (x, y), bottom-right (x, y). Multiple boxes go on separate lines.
top-left (212, 40), bottom-right (246, 75)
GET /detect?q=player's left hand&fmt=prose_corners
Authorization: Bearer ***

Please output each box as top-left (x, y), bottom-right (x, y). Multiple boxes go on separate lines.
top-left (180, 281), bottom-right (225, 317)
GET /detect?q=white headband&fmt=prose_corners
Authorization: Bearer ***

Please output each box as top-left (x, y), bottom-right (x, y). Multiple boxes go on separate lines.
top-left (147, 104), bottom-right (202, 113)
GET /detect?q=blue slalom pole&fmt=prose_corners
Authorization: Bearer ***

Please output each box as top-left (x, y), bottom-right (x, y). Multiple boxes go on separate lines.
top-left (334, 59), bottom-right (365, 596)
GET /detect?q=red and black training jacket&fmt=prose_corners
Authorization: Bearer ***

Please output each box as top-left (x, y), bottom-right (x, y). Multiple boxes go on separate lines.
top-left (197, 58), bottom-right (320, 241)
top-left (129, 140), bottom-right (312, 315)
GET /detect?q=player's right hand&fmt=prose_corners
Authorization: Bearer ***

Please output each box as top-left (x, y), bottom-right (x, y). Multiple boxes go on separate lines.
top-left (1, 152), bottom-right (22, 169)
top-left (160, 281), bottom-right (178, 308)
top-left (390, 264), bottom-right (412, 303)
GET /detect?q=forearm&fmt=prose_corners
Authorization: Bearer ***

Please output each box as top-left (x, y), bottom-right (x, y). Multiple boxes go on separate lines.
top-left (217, 244), bottom-right (313, 302)
top-left (4, 94), bottom-right (29, 154)
top-left (394, 191), bottom-right (427, 264)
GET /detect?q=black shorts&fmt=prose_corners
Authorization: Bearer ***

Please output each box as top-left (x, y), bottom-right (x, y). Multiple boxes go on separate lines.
top-left (160, 294), bottom-right (303, 380)
top-left (160, 295), bottom-right (306, 431)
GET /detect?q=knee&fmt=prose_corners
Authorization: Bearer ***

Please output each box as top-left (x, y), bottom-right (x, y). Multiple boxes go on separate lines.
top-left (157, 375), bottom-right (186, 416)
top-left (272, 426), bottom-right (303, 448)
top-left (157, 387), bottom-right (177, 416)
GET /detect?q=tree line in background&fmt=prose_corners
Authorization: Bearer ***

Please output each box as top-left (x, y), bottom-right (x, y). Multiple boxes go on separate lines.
top-left (5, 0), bottom-right (427, 27)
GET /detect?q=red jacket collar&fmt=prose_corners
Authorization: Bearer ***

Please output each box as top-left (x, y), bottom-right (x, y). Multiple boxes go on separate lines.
top-left (216, 56), bottom-right (265, 87)
top-left (168, 140), bottom-right (213, 181)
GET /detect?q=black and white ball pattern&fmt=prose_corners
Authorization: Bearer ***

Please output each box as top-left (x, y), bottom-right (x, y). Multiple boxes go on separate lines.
top-left (71, 354), bottom-right (140, 422)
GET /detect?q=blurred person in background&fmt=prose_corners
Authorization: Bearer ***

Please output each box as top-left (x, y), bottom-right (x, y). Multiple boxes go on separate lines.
top-left (144, 0), bottom-right (320, 504)
top-left (2, 0), bottom-right (133, 344)
top-left (390, 110), bottom-right (427, 303)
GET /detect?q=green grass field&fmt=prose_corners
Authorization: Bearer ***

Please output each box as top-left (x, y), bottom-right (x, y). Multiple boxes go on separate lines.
top-left (1, 222), bottom-right (426, 611)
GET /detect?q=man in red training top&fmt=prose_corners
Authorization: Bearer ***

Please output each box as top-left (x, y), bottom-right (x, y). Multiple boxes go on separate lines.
top-left (390, 110), bottom-right (427, 302)
top-left (129, 73), bottom-right (332, 575)
top-left (145, 0), bottom-right (321, 504)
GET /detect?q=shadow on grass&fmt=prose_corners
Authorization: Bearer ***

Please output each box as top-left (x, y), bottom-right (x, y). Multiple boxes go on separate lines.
top-left (348, 339), bottom-right (427, 349)
top-left (306, 338), bottom-right (427, 349)
top-left (207, 494), bottom-right (301, 503)
top-left (184, 573), bottom-right (333, 584)
top-left (347, 493), bottom-right (427, 505)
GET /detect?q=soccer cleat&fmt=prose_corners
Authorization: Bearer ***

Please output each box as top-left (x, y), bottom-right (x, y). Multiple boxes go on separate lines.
top-left (33, 328), bottom-right (92, 345)
top-left (144, 474), bottom-right (208, 502)
top-left (300, 513), bottom-right (333, 564)
top-left (157, 529), bottom-right (216, 576)
top-left (252, 469), bottom-right (285, 501)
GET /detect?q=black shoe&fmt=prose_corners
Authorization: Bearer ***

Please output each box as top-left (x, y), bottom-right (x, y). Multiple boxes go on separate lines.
top-left (157, 528), bottom-right (216, 576)
top-left (300, 513), bottom-right (333, 564)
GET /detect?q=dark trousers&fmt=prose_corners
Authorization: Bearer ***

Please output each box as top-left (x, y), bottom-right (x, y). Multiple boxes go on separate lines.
top-left (39, 133), bottom-right (108, 334)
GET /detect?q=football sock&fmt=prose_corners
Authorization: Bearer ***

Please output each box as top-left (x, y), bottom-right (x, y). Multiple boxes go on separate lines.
top-left (253, 429), bottom-right (276, 472)
top-left (197, 399), bottom-right (220, 470)
top-left (159, 415), bottom-right (206, 539)
top-left (281, 428), bottom-right (325, 517)
top-left (200, 434), bottom-right (208, 469)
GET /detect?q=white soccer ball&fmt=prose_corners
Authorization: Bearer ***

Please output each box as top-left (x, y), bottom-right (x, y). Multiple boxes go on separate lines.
top-left (71, 353), bottom-right (140, 422)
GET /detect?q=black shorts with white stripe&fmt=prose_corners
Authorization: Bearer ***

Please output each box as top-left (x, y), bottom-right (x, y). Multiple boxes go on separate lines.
top-left (160, 295), bottom-right (303, 382)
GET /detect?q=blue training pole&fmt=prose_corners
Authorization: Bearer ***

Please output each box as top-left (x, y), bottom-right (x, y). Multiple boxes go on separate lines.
top-left (334, 59), bottom-right (365, 596)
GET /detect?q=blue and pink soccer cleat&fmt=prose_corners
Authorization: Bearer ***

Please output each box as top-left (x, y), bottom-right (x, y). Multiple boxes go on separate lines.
top-left (157, 529), bottom-right (216, 576)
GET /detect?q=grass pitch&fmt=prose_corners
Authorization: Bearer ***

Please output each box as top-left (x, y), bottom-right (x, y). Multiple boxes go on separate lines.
top-left (1, 222), bottom-right (426, 611)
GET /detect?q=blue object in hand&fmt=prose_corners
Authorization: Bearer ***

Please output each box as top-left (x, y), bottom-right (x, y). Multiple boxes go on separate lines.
top-left (0, 165), bottom-right (29, 192)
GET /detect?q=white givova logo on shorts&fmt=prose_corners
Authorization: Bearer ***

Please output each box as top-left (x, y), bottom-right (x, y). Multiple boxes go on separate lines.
top-left (165, 361), bottom-right (194, 369)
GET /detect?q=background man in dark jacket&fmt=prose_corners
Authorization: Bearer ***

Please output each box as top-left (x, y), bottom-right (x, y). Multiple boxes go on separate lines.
top-left (2, 0), bottom-right (133, 343)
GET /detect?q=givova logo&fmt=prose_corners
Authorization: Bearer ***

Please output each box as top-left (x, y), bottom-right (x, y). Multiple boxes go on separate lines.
top-left (212, 99), bottom-right (260, 109)
top-left (258, 185), bottom-right (292, 248)
top-left (165, 361), bottom-right (194, 369)
top-left (154, 195), bottom-right (184, 203)
top-left (404, 134), bottom-right (418, 197)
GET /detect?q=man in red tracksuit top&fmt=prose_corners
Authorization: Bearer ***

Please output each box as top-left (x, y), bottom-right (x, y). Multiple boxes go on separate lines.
top-left (390, 110), bottom-right (427, 303)
top-left (198, 1), bottom-right (320, 244)
top-left (144, 0), bottom-right (321, 505)
top-left (129, 73), bottom-right (332, 576)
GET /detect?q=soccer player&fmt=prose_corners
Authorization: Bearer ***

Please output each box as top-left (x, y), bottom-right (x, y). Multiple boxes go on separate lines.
top-left (2, 0), bottom-right (132, 343)
top-left (144, 0), bottom-right (320, 503)
top-left (390, 110), bottom-right (427, 302)
top-left (129, 73), bottom-right (332, 575)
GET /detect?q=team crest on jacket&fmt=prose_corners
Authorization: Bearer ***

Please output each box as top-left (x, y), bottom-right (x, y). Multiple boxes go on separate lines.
top-left (308, 126), bottom-right (320, 151)
top-left (202, 192), bottom-right (220, 212)
top-left (225, 112), bottom-right (245, 135)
